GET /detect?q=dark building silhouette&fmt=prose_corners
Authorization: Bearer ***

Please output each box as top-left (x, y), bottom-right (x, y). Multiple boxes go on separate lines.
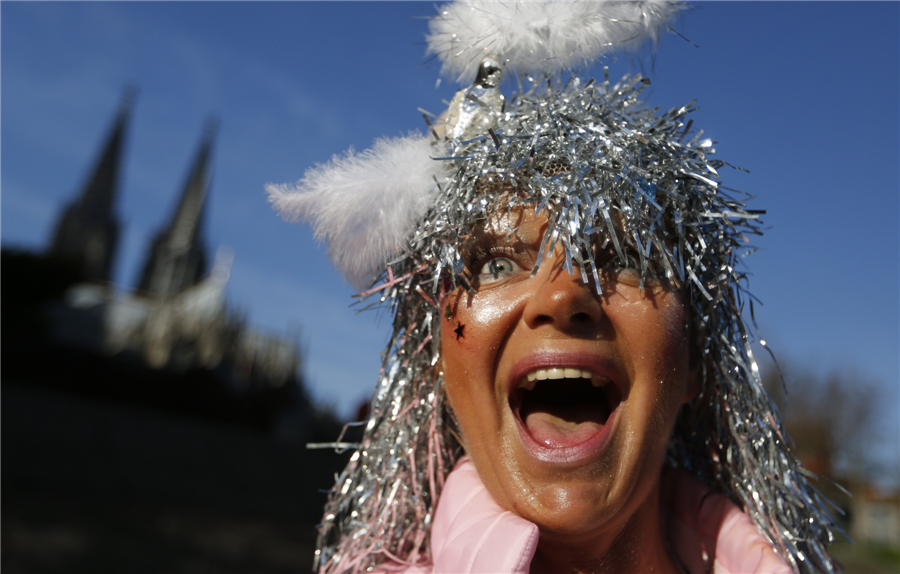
top-left (49, 87), bottom-right (136, 283)
top-left (137, 119), bottom-right (217, 296)
top-left (39, 95), bottom-right (303, 395)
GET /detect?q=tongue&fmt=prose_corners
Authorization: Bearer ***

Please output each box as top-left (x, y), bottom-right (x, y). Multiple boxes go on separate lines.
top-left (523, 404), bottom-right (605, 448)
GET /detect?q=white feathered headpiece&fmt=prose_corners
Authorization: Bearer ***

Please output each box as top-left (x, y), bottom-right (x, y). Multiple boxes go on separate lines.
top-left (267, 0), bottom-right (681, 292)
top-left (267, 134), bottom-right (442, 291)
top-left (427, 0), bottom-right (682, 83)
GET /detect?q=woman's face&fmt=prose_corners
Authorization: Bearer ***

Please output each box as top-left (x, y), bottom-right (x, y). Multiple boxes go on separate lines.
top-left (440, 208), bottom-right (697, 541)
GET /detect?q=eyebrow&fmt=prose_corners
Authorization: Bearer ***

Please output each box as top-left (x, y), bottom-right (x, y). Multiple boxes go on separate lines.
top-left (461, 211), bottom-right (545, 252)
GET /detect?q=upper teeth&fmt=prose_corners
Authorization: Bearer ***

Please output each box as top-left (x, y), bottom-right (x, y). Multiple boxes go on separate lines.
top-left (520, 368), bottom-right (608, 390)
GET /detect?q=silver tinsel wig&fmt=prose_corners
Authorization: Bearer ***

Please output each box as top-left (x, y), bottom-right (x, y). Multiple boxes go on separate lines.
top-left (266, 2), bottom-right (841, 573)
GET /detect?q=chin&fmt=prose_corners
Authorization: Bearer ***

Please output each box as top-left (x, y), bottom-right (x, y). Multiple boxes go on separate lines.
top-left (516, 481), bottom-right (625, 536)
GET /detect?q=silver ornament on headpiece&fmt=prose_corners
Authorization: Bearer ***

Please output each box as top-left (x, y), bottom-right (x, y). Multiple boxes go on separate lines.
top-left (444, 57), bottom-right (505, 141)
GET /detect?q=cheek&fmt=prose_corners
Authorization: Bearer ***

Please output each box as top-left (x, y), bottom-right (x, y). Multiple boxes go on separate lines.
top-left (643, 299), bottom-right (693, 427)
top-left (663, 300), bottom-right (692, 377)
top-left (442, 294), bottom-right (477, 356)
top-left (612, 291), bottom-right (691, 412)
top-left (657, 299), bottom-right (690, 365)
top-left (441, 288), bottom-right (525, 354)
top-left (628, 293), bottom-right (688, 368)
top-left (439, 288), bottom-right (529, 446)
top-left (438, 293), bottom-right (496, 418)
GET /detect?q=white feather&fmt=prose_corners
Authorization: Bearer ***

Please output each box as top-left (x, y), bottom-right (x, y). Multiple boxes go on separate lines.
top-left (427, 0), bottom-right (683, 84)
top-left (267, 133), bottom-right (443, 291)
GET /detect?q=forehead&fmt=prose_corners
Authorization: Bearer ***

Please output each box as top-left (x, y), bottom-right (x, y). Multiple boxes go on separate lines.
top-left (464, 206), bottom-right (548, 249)
top-left (462, 198), bottom-right (630, 253)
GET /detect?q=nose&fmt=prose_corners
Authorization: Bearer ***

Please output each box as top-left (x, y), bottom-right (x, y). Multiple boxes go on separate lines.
top-left (522, 260), bottom-right (603, 332)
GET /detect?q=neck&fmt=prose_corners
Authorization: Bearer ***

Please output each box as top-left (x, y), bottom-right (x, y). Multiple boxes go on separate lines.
top-left (528, 479), bottom-right (680, 574)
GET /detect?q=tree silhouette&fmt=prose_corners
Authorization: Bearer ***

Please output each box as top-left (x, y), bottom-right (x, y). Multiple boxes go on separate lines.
top-left (765, 362), bottom-right (882, 482)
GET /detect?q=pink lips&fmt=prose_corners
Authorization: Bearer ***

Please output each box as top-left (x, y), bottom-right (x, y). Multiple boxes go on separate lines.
top-left (507, 351), bottom-right (623, 465)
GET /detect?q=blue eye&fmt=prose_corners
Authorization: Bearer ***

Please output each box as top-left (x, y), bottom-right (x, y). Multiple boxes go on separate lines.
top-left (480, 257), bottom-right (516, 276)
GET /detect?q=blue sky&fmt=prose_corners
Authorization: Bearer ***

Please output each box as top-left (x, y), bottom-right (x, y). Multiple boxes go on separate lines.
top-left (2, 2), bottom-right (897, 473)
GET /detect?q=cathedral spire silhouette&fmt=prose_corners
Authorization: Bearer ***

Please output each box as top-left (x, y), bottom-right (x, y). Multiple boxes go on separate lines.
top-left (49, 86), bottom-right (136, 282)
top-left (137, 118), bottom-right (218, 296)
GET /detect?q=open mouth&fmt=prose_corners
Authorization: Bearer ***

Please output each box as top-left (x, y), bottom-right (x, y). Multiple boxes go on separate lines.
top-left (511, 368), bottom-right (623, 450)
